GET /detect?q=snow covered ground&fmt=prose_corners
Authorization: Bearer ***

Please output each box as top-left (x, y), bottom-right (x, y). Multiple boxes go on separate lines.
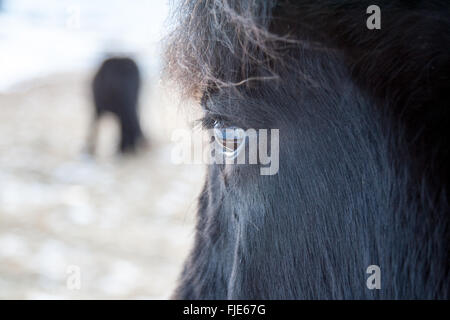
top-left (0, 1), bottom-right (205, 299)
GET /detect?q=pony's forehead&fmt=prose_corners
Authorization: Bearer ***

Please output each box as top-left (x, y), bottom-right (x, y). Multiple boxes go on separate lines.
top-left (164, 0), bottom-right (284, 98)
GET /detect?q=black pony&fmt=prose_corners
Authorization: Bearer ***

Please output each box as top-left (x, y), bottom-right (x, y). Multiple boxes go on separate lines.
top-left (165, 0), bottom-right (450, 299)
top-left (88, 57), bottom-right (145, 154)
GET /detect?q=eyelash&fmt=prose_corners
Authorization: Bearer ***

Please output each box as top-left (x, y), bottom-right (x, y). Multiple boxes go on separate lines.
top-left (199, 112), bottom-right (229, 130)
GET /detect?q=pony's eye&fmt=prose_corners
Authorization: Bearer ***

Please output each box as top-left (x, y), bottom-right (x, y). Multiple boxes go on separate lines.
top-left (213, 122), bottom-right (246, 159)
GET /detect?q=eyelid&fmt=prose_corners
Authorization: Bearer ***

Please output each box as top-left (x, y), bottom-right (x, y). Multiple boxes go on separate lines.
top-left (199, 111), bottom-right (229, 130)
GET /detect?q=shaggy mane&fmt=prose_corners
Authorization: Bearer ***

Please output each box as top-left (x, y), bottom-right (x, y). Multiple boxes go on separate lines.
top-left (164, 0), bottom-right (294, 98)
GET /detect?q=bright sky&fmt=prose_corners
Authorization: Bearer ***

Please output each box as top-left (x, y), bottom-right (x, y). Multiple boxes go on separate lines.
top-left (0, 0), bottom-right (170, 91)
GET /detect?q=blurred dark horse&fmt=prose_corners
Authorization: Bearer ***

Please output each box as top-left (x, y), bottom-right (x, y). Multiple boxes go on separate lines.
top-left (88, 57), bottom-right (145, 154)
top-left (165, 0), bottom-right (450, 299)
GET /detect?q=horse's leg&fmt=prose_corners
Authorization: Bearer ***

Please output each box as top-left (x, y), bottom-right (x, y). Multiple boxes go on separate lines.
top-left (85, 114), bottom-right (99, 156)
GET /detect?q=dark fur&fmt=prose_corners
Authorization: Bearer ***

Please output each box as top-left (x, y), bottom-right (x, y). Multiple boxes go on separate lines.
top-left (165, 0), bottom-right (450, 299)
top-left (90, 57), bottom-right (144, 153)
